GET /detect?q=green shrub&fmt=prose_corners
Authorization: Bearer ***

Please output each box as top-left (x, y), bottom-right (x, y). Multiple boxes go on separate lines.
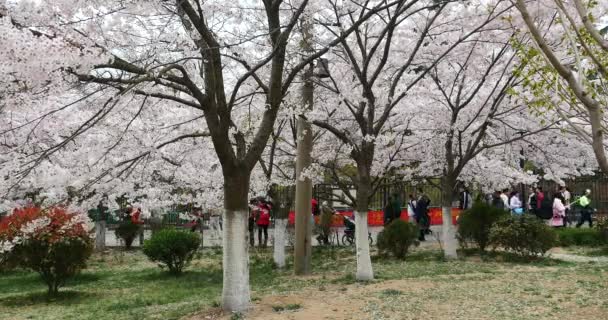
top-left (556, 228), bottom-right (604, 247)
top-left (377, 220), bottom-right (419, 259)
top-left (489, 215), bottom-right (558, 258)
top-left (457, 201), bottom-right (508, 252)
top-left (143, 228), bottom-right (200, 275)
top-left (115, 220), bottom-right (142, 249)
top-left (596, 216), bottom-right (608, 243)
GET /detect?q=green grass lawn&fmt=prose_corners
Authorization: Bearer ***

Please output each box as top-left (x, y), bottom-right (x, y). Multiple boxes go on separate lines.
top-left (0, 247), bottom-right (607, 320)
top-left (561, 246), bottom-right (608, 257)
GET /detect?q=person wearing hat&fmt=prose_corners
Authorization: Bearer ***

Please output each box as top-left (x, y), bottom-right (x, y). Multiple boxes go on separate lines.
top-left (318, 201), bottom-right (336, 245)
top-left (574, 189), bottom-right (595, 228)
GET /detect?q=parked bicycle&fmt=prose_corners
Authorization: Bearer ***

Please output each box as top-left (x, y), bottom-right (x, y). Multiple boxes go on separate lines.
top-left (341, 215), bottom-right (373, 246)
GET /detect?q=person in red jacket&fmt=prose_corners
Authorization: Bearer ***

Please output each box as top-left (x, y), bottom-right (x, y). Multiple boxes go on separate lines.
top-left (130, 207), bottom-right (144, 225)
top-left (535, 187), bottom-right (545, 210)
top-left (256, 201), bottom-right (271, 247)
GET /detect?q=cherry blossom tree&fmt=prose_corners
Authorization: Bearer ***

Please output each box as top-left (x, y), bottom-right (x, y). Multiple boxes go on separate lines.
top-left (512, 0), bottom-right (608, 173)
top-left (310, 0), bottom-right (524, 271)
top-left (1, 0), bottom-right (412, 312)
top-left (403, 36), bottom-right (584, 258)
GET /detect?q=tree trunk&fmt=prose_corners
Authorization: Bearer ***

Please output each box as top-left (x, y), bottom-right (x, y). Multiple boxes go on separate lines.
top-left (355, 180), bottom-right (374, 281)
top-left (221, 173), bottom-right (251, 312)
top-left (273, 218), bottom-right (287, 268)
top-left (441, 179), bottom-right (458, 259)
top-left (94, 221), bottom-right (106, 252)
top-left (294, 67), bottom-right (314, 275)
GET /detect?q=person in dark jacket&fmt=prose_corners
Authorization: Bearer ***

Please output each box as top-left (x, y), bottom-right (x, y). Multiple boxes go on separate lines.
top-left (415, 188), bottom-right (431, 241)
top-left (391, 193), bottom-right (402, 222)
top-left (459, 188), bottom-right (473, 210)
top-left (248, 198), bottom-right (258, 247)
top-left (384, 195), bottom-right (395, 226)
top-left (575, 189), bottom-right (594, 228)
top-left (384, 193), bottom-right (402, 226)
top-left (491, 191), bottom-right (505, 210)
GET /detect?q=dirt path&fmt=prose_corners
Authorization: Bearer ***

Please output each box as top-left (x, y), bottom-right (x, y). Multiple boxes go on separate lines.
top-left (189, 265), bottom-right (608, 320)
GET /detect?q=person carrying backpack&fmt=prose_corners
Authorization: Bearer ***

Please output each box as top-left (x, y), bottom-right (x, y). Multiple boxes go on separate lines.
top-left (536, 191), bottom-right (553, 220)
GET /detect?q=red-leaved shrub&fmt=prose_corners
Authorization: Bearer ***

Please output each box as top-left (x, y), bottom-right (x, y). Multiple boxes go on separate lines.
top-left (0, 206), bottom-right (93, 295)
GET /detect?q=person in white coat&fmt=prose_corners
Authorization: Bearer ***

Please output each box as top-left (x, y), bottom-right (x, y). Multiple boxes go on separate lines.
top-left (407, 194), bottom-right (417, 222)
top-left (500, 189), bottom-right (509, 210)
top-left (509, 191), bottom-right (523, 214)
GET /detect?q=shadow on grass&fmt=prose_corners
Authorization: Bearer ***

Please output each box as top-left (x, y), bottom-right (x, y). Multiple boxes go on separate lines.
top-left (0, 270), bottom-right (41, 291)
top-left (0, 290), bottom-right (97, 307)
top-left (0, 271), bottom-right (103, 297)
top-left (135, 268), bottom-right (223, 287)
top-left (458, 248), bottom-right (573, 266)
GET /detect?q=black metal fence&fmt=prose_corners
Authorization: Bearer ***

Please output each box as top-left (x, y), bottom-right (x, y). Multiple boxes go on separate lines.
top-left (539, 174), bottom-right (608, 214)
top-left (311, 175), bottom-right (608, 214)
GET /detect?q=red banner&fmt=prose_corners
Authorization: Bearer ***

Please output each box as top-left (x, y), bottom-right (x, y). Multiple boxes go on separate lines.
top-left (287, 207), bottom-right (461, 227)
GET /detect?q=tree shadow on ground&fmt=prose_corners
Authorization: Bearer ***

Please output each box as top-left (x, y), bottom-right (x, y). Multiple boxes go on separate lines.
top-left (458, 248), bottom-right (574, 266)
top-left (135, 268), bottom-right (223, 288)
top-left (0, 290), bottom-right (97, 307)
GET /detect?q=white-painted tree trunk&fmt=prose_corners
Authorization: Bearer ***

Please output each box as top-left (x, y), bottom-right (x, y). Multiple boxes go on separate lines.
top-left (442, 206), bottom-right (458, 259)
top-left (273, 218), bottom-right (287, 268)
top-left (222, 210), bottom-right (250, 312)
top-left (354, 211), bottom-right (374, 281)
top-left (94, 221), bottom-right (106, 251)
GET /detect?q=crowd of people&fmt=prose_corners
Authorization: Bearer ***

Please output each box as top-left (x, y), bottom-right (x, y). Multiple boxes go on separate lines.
top-left (194, 183), bottom-right (598, 248)
top-left (487, 185), bottom-right (596, 228)
top-left (384, 188), bottom-right (432, 241)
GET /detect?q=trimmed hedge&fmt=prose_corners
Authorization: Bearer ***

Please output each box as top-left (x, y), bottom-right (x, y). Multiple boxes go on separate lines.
top-left (556, 228), bottom-right (605, 247)
top-left (377, 220), bottom-right (419, 259)
top-left (489, 215), bottom-right (558, 258)
top-left (115, 220), bottom-right (142, 249)
top-left (143, 228), bottom-right (200, 275)
top-left (457, 201), bottom-right (508, 252)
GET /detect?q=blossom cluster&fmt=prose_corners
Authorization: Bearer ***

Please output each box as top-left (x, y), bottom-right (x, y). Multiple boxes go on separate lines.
top-left (0, 207), bottom-right (92, 256)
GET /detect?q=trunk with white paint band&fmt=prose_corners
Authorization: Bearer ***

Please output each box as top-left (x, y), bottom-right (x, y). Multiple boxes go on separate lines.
top-left (273, 218), bottom-right (287, 268)
top-left (441, 206), bottom-right (458, 259)
top-left (94, 221), bottom-right (106, 251)
top-left (440, 178), bottom-right (458, 259)
top-left (221, 209), bottom-right (250, 312)
top-left (354, 210), bottom-right (374, 280)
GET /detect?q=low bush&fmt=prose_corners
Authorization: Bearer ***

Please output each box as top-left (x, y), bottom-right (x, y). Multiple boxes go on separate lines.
top-left (143, 228), bottom-right (200, 275)
top-left (556, 228), bottom-right (605, 247)
top-left (489, 214), bottom-right (558, 258)
top-left (0, 207), bottom-right (93, 295)
top-left (115, 220), bottom-right (141, 249)
top-left (596, 216), bottom-right (608, 243)
top-left (377, 220), bottom-right (419, 259)
top-left (457, 201), bottom-right (508, 252)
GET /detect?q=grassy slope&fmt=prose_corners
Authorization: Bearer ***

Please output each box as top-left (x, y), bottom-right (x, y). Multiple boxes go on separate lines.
top-left (0, 247), bottom-right (606, 320)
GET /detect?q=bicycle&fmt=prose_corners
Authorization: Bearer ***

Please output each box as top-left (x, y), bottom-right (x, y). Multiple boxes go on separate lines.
top-left (340, 215), bottom-right (373, 246)
top-left (341, 229), bottom-right (373, 246)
